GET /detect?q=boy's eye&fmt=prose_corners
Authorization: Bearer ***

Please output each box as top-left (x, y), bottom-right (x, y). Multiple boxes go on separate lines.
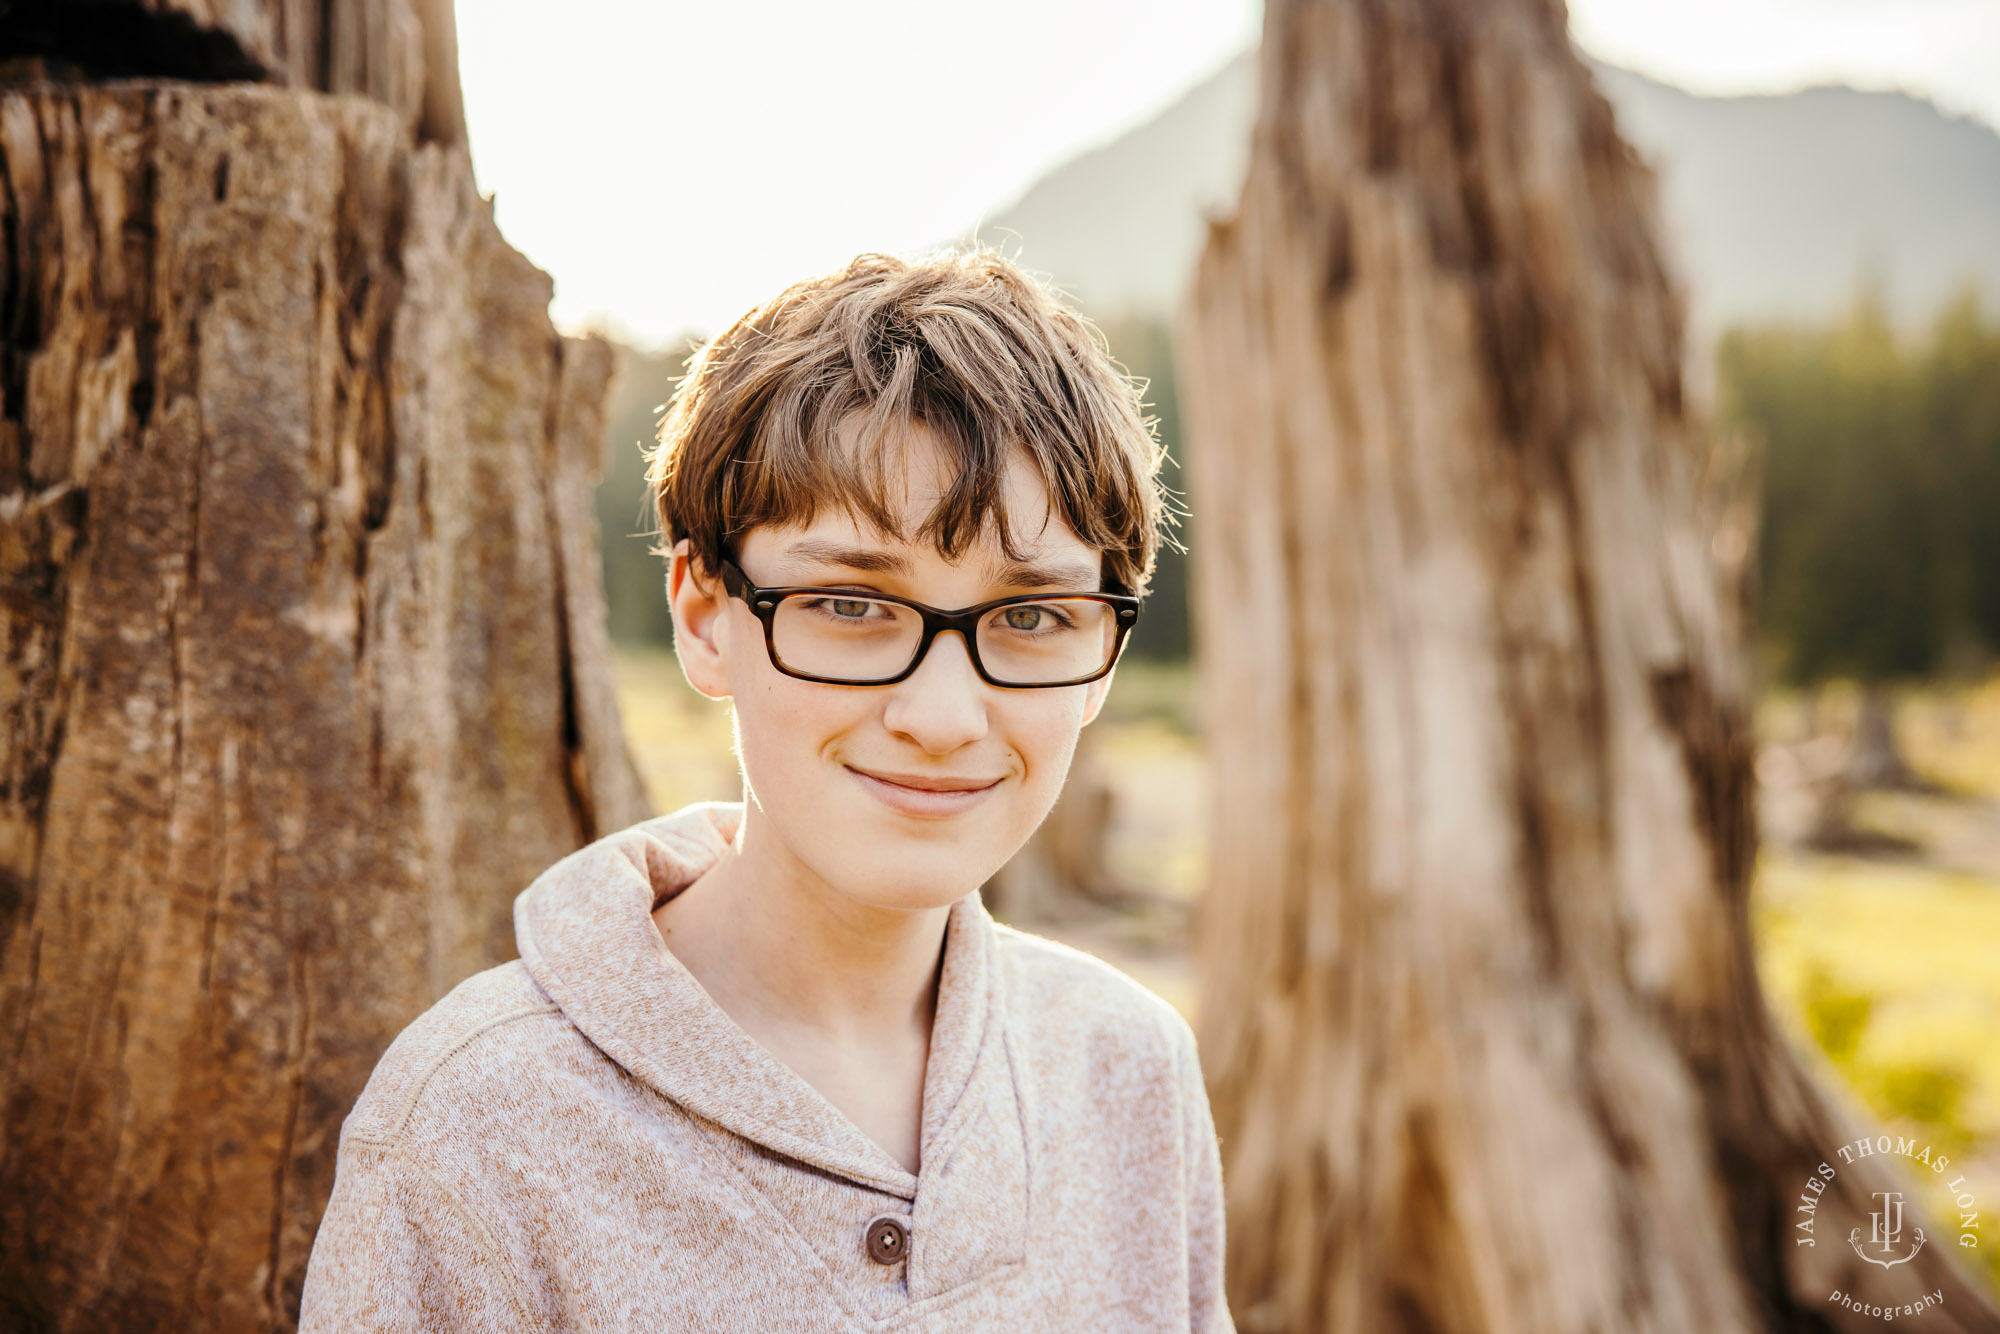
top-left (1004, 606), bottom-right (1043, 631)
top-left (791, 595), bottom-right (904, 627)
top-left (999, 603), bottom-right (1074, 632)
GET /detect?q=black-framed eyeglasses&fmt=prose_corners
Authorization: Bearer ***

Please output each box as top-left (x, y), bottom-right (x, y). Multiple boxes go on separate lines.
top-left (717, 557), bottom-right (1141, 688)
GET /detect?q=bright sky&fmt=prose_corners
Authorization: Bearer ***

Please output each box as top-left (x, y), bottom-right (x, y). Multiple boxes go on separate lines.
top-left (456, 0), bottom-right (2000, 348)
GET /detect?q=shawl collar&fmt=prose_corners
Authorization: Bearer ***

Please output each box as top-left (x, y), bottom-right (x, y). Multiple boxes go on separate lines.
top-left (513, 802), bottom-right (1022, 1244)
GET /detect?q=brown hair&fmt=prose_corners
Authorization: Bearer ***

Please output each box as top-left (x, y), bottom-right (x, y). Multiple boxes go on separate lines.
top-left (645, 249), bottom-right (1175, 597)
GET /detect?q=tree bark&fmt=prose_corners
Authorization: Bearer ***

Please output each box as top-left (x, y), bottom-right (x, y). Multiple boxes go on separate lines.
top-left (1179, 2), bottom-right (2000, 1331)
top-left (0, 0), bottom-right (465, 146)
top-left (0, 83), bottom-right (647, 1331)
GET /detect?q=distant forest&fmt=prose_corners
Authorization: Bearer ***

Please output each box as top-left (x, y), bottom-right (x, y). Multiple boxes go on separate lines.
top-left (594, 292), bottom-right (2000, 687)
top-left (1722, 289), bottom-right (2000, 688)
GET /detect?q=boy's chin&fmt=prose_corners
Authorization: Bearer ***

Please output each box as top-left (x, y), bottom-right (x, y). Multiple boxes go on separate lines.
top-left (757, 776), bottom-right (1041, 910)
top-left (814, 839), bottom-right (1011, 914)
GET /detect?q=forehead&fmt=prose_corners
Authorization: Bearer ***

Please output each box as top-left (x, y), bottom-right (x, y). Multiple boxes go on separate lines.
top-left (835, 416), bottom-right (1058, 518)
top-left (746, 432), bottom-right (1100, 588)
top-left (757, 526), bottom-right (1102, 591)
top-left (775, 421), bottom-right (1099, 568)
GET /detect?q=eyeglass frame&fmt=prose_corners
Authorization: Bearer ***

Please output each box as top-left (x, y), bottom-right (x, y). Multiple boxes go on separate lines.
top-left (714, 556), bottom-right (1142, 689)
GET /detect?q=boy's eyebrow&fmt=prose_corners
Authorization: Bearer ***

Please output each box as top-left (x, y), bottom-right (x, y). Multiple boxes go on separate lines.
top-left (777, 538), bottom-right (1100, 591)
top-left (988, 559), bottom-right (1101, 591)
top-left (779, 539), bottom-right (909, 575)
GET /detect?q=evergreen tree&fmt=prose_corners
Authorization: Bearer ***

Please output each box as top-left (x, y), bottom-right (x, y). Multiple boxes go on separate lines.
top-left (1719, 289), bottom-right (2000, 687)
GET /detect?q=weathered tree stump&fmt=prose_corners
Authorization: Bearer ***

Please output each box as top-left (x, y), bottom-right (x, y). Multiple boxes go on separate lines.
top-left (0, 80), bottom-right (647, 1331)
top-left (0, 0), bottom-right (465, 146)
top-left (1180, 1), bottom-right (2000, 1330)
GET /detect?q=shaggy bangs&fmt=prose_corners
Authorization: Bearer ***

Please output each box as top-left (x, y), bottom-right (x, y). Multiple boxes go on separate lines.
top-left (646, 250), bottom-right (1172, 597)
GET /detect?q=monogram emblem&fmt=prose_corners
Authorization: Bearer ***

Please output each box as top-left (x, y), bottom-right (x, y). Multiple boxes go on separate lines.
top-left (1849, 1190), bottom-right (1927, 1269)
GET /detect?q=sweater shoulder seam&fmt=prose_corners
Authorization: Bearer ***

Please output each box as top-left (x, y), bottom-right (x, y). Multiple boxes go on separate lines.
top-left (349, 1001), bottom-right (561, 1148)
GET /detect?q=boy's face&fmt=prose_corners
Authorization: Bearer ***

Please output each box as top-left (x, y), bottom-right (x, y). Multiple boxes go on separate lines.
top-left (667, 429), bottom-right (1118, 913)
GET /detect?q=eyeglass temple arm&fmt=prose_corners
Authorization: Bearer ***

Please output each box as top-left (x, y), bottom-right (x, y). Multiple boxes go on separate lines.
top-left (716, 556), bottom-right (753, 601)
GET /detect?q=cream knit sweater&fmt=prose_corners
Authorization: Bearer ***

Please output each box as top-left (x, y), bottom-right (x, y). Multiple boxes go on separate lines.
top-left (298, 802), bottom-right (1234, 1331)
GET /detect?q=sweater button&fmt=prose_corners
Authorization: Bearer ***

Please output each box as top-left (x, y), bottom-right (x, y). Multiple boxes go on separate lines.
top-left (863, 1214), bottom-right (909, 1265)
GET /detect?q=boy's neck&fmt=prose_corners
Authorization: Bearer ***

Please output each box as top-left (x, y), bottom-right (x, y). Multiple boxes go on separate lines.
top-left (649, 809), bottom-right (949, 1064)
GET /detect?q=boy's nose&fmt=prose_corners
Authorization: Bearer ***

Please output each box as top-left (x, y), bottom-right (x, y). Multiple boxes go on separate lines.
top-left (880, 631), bottom-right (990, 754)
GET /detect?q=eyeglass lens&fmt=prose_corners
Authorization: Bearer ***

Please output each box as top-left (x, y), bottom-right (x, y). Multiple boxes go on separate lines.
top-left (770, 595), bottom-right (1119, 684)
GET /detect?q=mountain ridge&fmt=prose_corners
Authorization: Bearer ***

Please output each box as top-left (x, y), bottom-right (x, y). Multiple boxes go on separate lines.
top-left (968, 50), bottom-right (2000, 337)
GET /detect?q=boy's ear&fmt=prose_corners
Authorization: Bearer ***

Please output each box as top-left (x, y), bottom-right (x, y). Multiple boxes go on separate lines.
top-left (667, 540), bottom-right (733, 701)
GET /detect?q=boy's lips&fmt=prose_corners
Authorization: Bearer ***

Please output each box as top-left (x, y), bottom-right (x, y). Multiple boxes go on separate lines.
top-left (844, 764), bottom-right (1003, 817)
top-left (846, 766), bottom-right (1001, 792)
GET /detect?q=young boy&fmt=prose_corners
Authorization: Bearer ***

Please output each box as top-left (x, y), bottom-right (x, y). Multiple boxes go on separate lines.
top-left (299, 250), bottom-right (1233, 1331)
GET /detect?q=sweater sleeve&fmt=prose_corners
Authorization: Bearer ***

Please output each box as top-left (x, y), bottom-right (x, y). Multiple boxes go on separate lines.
top-left (1176, 1023), bottom-right (1236, 1334)
top-left (299, 1137), bottom-right (536, 1334)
